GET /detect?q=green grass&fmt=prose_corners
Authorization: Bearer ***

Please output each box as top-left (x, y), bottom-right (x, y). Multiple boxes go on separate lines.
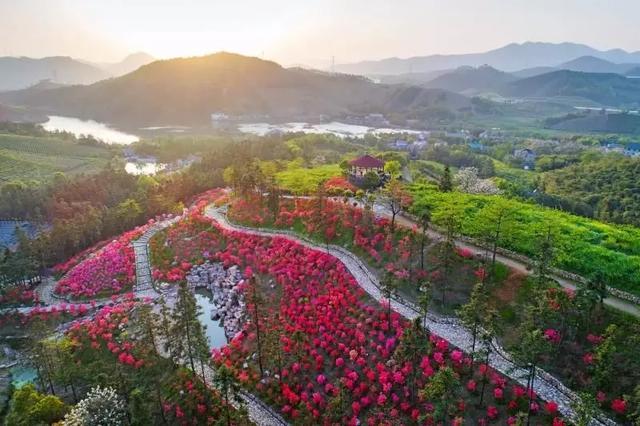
top-left (410, 183), bottom-right (640, 295)
top-left (275, 164), bottom-right (342, 194)
top-left (0, 133), bottom-right (112, 183)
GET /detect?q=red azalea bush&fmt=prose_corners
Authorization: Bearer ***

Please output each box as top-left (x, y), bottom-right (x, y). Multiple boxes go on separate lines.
top-left (324, 176), bottom-right (356, 195)
top-left (149, 205), bottom-right (563, 424)
top-left (0, 286), bottom-right (39, 306)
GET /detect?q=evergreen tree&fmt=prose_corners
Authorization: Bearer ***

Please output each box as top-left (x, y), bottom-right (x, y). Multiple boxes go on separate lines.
top-left (213, 365), bottom-right (245, 426)
top-left (420, 366), bottom-right (460, 424)
top-left (439, 165), bottom-right (453, 192)
top-left (381, 271), bottom-right (398, 332)
top-left (458, 282), bottom-right (489, 365)
top-left (419, 210), bottom-right (431, 270)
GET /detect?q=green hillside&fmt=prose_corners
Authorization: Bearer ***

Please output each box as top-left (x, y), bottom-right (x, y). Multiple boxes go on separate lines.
top-left (0, 133), bottom-right (113, 183)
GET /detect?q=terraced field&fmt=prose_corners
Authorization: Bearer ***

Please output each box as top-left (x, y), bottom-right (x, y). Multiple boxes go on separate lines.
top-left (0, 133), bottom-right (113, 183)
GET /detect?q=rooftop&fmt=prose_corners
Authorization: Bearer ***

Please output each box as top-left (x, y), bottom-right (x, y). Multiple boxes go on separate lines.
top-left (349, 155), bottom-right (385, 168)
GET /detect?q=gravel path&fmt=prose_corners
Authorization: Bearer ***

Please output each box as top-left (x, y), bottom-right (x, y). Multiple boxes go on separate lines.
top-left (205, 204), bottom-right (617, 426)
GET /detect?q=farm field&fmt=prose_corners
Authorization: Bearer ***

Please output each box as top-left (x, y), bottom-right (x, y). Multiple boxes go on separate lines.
top-left (0, 133), bottom-right (113, 183)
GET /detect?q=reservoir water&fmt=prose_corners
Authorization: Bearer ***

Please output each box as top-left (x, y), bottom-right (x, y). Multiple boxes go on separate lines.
top-left (238, 121), bottom-right (423, 138)
top-left (43, 116), bottom-right (140, 145)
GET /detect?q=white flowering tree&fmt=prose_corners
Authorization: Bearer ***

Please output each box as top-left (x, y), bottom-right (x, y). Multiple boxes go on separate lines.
top-left (63, 386), bottom-right (127, 426)
top-left (454, 167), bottom-right (501, 195)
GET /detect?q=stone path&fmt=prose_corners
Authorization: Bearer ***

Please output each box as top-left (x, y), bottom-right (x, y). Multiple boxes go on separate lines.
top-left (205, 204), bottom-right (616, 426)
top-left (132, 216), bottom-right (181, 293)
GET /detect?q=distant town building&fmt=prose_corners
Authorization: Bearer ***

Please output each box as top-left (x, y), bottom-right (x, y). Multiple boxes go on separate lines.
top-left (210, 112), bottom-right (233, 130)
top-left (364, 113), bottom-right (390, 127)
top-left (468, 140), bottom-right (487, 152)
top-left (623, 142), bottom-right (640, 157)
top-left (599, 140), bottom-right (624, 153)
top-left (513, 148), bottom-right (536, 170)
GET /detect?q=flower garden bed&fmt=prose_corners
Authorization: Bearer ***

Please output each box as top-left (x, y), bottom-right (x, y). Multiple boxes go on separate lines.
top-left (149, 203), bottom-right (566, 425)
top-left (53, 225), bottom-right (151, 299)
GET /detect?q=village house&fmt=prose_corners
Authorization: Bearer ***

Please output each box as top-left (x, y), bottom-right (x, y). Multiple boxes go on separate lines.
top-left (348, 155), bottom-right (385, 178)
top-left (623, 142), bottom-right (640, 157)
top-left (513, 148), bottom-right (536, 170)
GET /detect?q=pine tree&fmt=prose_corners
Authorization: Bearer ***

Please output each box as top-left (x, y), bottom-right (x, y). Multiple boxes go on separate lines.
top-left (439, 165), bottom-right (453, 192)
top-left (214, 365), bottom-right (245, 426)
top-left (458, 282), bottom-right (489, 365)
top-left (419, 210), bottom-right (431, 270)
top-left (417, 280), bottom-right (432, 330)
top-left (247, 276), bottom-right (265, 378)
top-left (381, 271), bottom-right (398, 332)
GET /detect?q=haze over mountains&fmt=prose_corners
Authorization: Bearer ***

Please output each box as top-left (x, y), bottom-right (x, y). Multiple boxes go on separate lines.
top-left (2, 42), bottom-right (640, 131)
top-left (0, 52), bottom-right (155, 91)
top-left (336, 42), bottom-right (640, 75)
top-left (0, 52), bottom-right (474, 127)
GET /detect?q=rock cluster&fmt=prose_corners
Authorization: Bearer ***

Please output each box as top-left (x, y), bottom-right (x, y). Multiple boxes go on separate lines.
top-left (186, 262), bottom-right (246, 339)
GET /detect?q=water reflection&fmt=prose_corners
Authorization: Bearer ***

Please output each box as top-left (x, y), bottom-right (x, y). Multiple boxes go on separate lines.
top-left (44, 116), bottom-right (139, 145)
top-left (194, 288), bottom-right (228, 349)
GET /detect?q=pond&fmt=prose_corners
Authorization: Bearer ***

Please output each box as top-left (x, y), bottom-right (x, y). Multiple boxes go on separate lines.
top-left (43, 115), bottom-right (140, 145)
top-left (194, 288), bottom-right (228, 349)
top-left (238, 121), bottom-right (423, 138)
top-left (9, 365), bottom-right (37, 388)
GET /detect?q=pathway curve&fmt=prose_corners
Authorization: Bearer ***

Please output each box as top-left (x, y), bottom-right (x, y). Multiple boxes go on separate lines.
top-left (205, 204), bottom-right (616, 426)
top-left (132, 215), bottom-right (289, 426)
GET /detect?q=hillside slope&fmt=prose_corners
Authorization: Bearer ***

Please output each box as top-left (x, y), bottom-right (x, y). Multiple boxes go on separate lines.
top-left (505, 70), bottom-right (640, 107)
top-left (0, 52), bottom-right (473, 127)
top-left (423, 65), bottom-right (516, 94)
top-left (0, 56), bottom-right (110, 91)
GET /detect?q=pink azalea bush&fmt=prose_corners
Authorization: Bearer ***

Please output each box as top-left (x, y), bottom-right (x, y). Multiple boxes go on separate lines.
top-left (54, 226), bottom-right (150, 298)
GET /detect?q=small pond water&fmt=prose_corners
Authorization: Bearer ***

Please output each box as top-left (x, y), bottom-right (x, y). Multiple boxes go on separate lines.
top-left (194, 288), bottom-right (228, 349)
top-left (43, 115), bottom-right (140, 145)
top-left (10, 365), bottom-right (37, 388)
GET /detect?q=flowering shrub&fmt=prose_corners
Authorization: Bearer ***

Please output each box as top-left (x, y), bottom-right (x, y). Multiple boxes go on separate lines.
top-left (62, 386), bottom-right (127, 426)
top-left (150, 208), bottom-right (563, 424)
top-left (53, 223), bottom-right (155, 298)
top-left (0, 286), bottom-right (39, 306)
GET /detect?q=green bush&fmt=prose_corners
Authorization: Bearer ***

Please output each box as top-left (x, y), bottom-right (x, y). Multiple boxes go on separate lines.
top-left (410, 183), bottom-right (640, 295)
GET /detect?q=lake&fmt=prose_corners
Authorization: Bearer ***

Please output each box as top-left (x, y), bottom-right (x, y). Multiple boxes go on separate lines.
top-left (43, 116), bottom-right (140, 145)
top-left (238, 121), bottom-right (423, 138)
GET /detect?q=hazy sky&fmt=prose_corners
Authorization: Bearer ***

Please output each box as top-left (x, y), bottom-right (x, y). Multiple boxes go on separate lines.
top-left (1, 0), bottom-right (639, 68)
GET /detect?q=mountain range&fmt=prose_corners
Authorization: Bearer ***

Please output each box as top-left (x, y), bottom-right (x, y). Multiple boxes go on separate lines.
top-left (336, 42), bottom-right (640, 75)
top-left (0, 52), bottom-right (155, 91)
top-left (0, 52), bottom-right (474, 128)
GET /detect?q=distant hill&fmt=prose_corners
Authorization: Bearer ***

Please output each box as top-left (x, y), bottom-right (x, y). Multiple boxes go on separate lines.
top-left (0, 56), bottom-right (110, 91)
top-left (558, 56), bottom-right (640, 74)
top-left (89, 52), bottom-right (156, 77)
top-left (336, 42), bottom-right (640, 75)
top-left (0, 52), bottom-right (473, 127)
top-left (545, 112), bottom-right (640, 134)
top-left (422, 65), bottom-right (517, 94)
top-left (627, 67), bottom-right (640, 77)
top-left (373, 69), bottom-right (452, 85)
top-left (504, 70), bottom-right (640, 107)
top-left (0, 53), bottom-right (155, 92)
top-left (511, 66), bottom-right (558, 79)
